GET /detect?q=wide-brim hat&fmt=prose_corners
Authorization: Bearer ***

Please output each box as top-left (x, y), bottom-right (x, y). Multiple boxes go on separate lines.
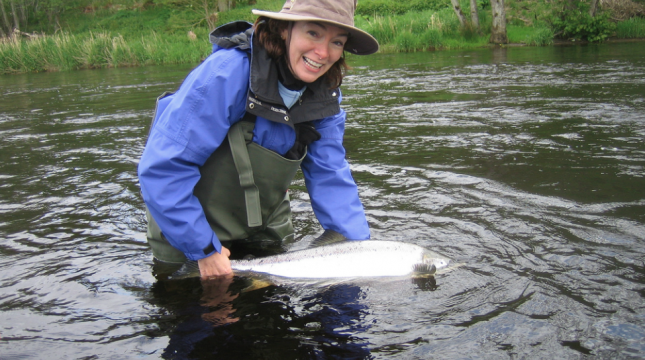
top-left (252, 0), bottom-right (379, 55)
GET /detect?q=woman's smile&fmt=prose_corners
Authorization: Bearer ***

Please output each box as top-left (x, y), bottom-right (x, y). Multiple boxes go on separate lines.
top-left (303, 56), bottom-right (323, 70)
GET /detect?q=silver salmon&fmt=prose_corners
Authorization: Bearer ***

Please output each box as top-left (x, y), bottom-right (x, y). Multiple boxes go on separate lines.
top-left (171, 239), bottom-right (450, 280)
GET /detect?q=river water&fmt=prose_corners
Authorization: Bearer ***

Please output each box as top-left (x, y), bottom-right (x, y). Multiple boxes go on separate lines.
top-left (1, 42), bottom-right (644, 359)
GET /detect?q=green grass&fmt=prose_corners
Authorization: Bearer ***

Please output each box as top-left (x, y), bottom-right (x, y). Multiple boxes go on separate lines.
top-left (508, 25), bottom-right (554, 45)
top-left (0, 30), bottom-right (210, 74)
top-left (356, 9), bottom-right (493, 52)
top-left (2, 0), bottom-right (643, 74)
top-left (615, 17), bottom-right (645, 38)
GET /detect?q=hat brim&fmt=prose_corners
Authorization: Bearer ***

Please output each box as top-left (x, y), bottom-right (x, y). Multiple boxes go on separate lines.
top-left (252, 9), bottom-right (379, 55)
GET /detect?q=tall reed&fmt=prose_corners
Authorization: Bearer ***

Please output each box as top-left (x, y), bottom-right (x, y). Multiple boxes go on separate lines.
top-left (355, 9), bottom-right (493, 52)
top-left (508, 25), bottom-right (554, 46)
top-left (615, 17), bottom-right (645, 38)
top-left (0, 30), bottom-right (211, 74)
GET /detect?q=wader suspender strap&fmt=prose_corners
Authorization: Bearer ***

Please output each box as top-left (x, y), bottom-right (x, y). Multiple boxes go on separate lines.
top-left (227, 121), bottom-right (263, 228)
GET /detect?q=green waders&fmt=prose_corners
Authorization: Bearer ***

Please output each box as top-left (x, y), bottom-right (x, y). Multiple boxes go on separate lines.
top-left (145, 120), bottom-right (304, 263)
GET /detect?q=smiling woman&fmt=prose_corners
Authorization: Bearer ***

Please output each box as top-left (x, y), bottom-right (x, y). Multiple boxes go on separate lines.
top-left (283, 21), bottom-right (349, 83)
top-left (137, 0), bottom-right (380, 280)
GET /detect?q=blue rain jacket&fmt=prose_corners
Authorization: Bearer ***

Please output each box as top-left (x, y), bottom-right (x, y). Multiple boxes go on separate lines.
top-left (138, 22), bottom-right (370, 261)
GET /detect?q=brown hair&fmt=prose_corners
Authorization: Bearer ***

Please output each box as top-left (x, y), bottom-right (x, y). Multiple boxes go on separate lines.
top-left (253, 16), bottom-right (349, 89)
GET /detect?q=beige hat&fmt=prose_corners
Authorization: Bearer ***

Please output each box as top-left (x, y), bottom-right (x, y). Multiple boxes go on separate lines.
top-left (252, 0), bottom-right (379, 55)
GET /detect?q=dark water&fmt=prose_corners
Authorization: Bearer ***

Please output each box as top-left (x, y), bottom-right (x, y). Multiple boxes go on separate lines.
top-left (1, 42), bottom-right (644, 359)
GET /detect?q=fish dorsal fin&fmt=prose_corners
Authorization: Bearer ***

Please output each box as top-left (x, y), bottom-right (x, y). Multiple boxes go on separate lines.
top-left (309, 229), bottom-right (348, 247)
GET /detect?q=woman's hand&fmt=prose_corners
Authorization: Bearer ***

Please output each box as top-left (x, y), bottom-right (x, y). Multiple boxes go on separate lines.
top-left (198, 246), bottom-right (232, 278)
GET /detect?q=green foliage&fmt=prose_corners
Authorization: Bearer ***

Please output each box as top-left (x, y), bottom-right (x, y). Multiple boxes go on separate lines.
top-left (78, 7), bottom-right (173, 34)
top-left (477, 0), bottom-right (491, 10)
top-left (393, 27), bottom-right (443, 52)
top-left (508, 25), bottom-right (554, 45)
top-left (356, 9), bottom-right (488, 52)
top-left (552, 1), bottom-right (616, 42)
top-left (3, 0), bottom-right (644, 74)
top-left (356, 0), bottom-right (448, 18)
top-left (0, 30), bottom-right (210, 73)
top-left (615, 17), bottom-right (645, 38)
top-left (394, 32), bottom-right (421, 51)
top-left (422, 28), bottom-right (444, 48)
top-left (527, 27), bottom-right (555, 45)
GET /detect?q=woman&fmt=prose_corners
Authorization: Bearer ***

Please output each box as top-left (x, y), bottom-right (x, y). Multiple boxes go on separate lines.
top-left (138, 0), bottom-right (379, 278)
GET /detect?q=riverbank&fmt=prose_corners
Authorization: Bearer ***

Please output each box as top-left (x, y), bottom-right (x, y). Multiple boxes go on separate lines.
top-left (1, 0), bottom-right (644, 74)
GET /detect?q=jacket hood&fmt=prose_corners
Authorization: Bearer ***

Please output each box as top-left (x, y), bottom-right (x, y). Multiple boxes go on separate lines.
top-left (209, 21), bottom-right (254, 50)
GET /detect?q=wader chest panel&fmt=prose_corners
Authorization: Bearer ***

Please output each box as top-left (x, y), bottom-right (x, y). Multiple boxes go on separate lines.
top-left (146, 119), bottom-right (304, 263)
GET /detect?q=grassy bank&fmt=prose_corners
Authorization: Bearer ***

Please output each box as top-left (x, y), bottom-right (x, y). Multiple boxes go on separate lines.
top-left (0, 30), bottom-right (210, 73)
top-left (1, 0), bottom-right (644, 74)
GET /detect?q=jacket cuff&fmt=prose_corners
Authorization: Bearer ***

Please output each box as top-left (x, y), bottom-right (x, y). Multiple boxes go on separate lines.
top-left (184, 233), bottom-right (222, 260)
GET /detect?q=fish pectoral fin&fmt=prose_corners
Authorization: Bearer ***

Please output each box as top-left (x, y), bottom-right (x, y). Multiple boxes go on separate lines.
top-left (167, 260), bottom-right (200, 280)
top-left (241, 278), bottom-right (274, 292)
top-left (309, 229), bottom-right (348, 247)
top-left (413, 263), bottom-right (437, 277)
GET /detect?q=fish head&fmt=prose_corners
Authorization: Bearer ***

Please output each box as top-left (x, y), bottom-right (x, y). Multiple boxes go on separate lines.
top-left (419, 251), bottom-right (450, 273)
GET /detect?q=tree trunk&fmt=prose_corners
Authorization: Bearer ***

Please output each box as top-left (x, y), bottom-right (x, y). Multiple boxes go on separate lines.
top-left (449, 0), bottom-right (467, 27)
top-left (10, 0), bottom-right (19, 30)
top-left (19, 0), bottom-right (27, 27)
top-left (470, 0), bottom-right (480, 31)
top-left (490, 0), bottom-right (508, 44)
top-left (217, 0), bottom-right (229, 12)
top-left (589, 0), bottom-right (600, 17)
top-left (0, 0), bottom-right (11, 35)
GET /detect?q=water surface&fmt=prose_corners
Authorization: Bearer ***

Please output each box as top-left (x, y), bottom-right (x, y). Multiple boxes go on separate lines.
top-left (1, 42), bottom-right (644, 359)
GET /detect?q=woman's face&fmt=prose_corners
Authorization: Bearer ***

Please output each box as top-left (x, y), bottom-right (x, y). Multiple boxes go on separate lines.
top-left (282, 21), bottom-right (348, 83)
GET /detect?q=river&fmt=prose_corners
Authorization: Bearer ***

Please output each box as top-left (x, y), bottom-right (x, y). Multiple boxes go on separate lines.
top-left (1, 42), bottom-right (644, 359)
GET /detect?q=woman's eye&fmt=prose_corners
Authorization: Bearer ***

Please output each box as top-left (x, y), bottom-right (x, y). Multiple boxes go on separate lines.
top-left (307, 31), bottom-right (319, 38)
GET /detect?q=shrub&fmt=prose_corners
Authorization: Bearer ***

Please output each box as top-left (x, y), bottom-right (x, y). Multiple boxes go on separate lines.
top-left (552, 1), bottom-right (616, 42)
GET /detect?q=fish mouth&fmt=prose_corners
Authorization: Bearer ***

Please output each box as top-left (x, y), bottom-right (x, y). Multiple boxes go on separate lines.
top-left (421, 254), bottom-right (450, 270)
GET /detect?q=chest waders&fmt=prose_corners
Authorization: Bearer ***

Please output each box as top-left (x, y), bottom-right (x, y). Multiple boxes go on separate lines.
top-left (145, 118), bottom-right (304, 264)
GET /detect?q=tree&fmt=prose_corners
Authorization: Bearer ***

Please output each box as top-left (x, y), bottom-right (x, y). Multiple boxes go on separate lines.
top-left (449, 0), bottom-right (467, 27)
top-left (10, 0), bottom-right (19, 30)
top-left (589, 0), bottom-right (600, 16)
top-left (0, 0), bottom-right (11, 35)
top-left (490, 0), bottom-right (508, 44)
top-left (217, 0), bottom-right (230, 12)
top-left (470, 0), bottom-right (480, 32)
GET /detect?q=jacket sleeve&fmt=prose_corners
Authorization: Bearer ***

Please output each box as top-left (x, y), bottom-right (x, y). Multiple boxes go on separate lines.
top-left (301, 94), bottom-right (371, 240)
top-left (138, 49), bottom-right (249, 260)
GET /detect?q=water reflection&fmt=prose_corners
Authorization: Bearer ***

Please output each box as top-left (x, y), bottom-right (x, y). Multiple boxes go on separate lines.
top-left (0, 43), bottom-right (644, 358)
top-left (150, 277), bottom-right (375, 359)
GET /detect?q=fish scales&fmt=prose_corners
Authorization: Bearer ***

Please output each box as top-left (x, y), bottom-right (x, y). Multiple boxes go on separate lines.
top-left (230, 240), bottom-right (445, 279)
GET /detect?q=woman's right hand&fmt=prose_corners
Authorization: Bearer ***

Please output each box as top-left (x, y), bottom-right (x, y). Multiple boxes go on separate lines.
top-left (198, 246), bottom-right (232, 278)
